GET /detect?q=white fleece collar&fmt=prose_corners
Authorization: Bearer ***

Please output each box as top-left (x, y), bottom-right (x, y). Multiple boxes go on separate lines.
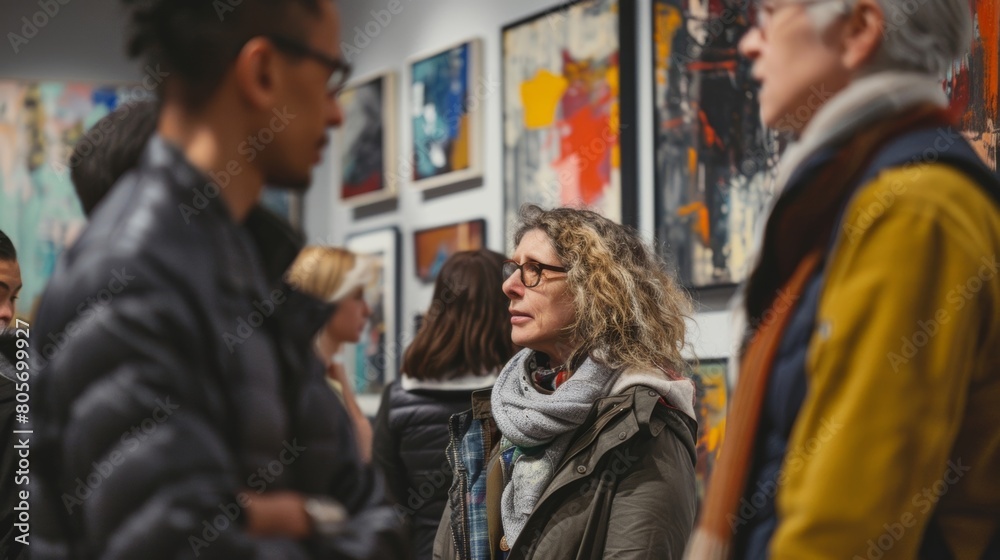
top-left (400, 371), bottom-right (498, 392)
top-left (611, 367), bottom-right (697, 421)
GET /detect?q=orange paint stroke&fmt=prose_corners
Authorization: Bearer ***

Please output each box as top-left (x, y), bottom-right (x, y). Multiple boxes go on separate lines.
top-left (451, 113), bottom-right (470, 171)
top-left (976, 0), bottom-right (999, 116)
top-left (521, 70), bottom-right (569, 129)
top-left (687, 60), bottom-right (738, 73)
top-left (698, 109), bottom-right (723, 150)
top-left (678, 201), bottom-right (710, 246)
top-left (558, 105), bottom-right (611, 206)
top-left (654, 4), bottom-right (684, 83)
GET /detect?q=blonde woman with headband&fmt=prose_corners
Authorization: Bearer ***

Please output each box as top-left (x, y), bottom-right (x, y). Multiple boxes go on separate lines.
top-left (288, 246), bottom-right (376, 462)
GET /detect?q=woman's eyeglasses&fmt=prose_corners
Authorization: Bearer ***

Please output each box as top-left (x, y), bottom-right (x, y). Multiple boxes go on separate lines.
top-left (502, 260), bottom-right (568, 288)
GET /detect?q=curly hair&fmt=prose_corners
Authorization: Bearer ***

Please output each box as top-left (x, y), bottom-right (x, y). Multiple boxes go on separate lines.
top-left (513, 205), bottom-right (693, 376)
top-left (122, 0), bottom-right (326, 108)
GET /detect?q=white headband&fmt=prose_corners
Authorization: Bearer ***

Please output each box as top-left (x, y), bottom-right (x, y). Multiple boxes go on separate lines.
top-left (328, 255), bottom-right (377, 303)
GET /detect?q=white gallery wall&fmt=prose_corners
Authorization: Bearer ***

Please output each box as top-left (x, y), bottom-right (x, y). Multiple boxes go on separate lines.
top-left (0, 0), bottom-right (735, 363)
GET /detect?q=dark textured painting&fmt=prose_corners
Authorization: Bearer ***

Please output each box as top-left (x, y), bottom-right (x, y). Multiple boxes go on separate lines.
top-left (653, 0), bottom-right (778, 289)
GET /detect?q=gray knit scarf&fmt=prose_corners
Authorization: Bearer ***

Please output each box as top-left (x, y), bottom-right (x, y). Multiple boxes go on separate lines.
top-left (491, 348), bottom-right (619, 545)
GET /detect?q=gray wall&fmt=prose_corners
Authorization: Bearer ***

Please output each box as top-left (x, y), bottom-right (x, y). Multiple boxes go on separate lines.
top-left (1, 0), bottom-right (139, 82)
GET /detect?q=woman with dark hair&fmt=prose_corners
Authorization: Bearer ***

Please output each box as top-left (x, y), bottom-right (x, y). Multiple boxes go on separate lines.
top-left (373, 249), bottom-right (516, 560)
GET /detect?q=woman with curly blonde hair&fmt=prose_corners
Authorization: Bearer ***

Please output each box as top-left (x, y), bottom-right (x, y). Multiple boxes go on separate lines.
top-left (434, 205), bottom-right (698, 560)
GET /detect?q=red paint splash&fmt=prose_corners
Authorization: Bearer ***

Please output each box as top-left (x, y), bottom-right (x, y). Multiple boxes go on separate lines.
top-left (559, 104), bottom-right (612, 205)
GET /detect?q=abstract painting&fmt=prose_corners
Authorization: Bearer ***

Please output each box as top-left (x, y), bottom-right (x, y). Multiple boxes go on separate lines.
top-left (652, 0), bottom-right (778, 289)
top-left (343, 227), bottom-right (400, 416)
top-left (950, 0), bottom-right (999, 170)
top-left (0, 80), bottom-right (136, 319)
top-left (689, 358), bottom-right (728, 503)
top-left (502, 0), bottom-right (638, 243)
top-left (413, 219), bottom-right (486, 283)
top-left (409, 39), bottom-right (482, 190)
top-left (339, 72), bottom-right (397, 205)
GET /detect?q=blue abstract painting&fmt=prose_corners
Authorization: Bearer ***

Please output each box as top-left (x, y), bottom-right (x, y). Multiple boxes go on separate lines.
top-left (409, 39), bottom-right (481, 189)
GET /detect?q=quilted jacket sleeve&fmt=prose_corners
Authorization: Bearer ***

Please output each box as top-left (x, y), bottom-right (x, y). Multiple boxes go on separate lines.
top-left (31, 259), bottom-right (309, 559)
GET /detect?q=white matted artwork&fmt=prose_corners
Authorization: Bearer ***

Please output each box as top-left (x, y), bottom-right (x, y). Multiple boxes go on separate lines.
top-left (338, 71), bottom-right (397, 206)
top-left (342, 227), bottom-right (400, 416)
top-left (408, 38), bottom-right (483, 190)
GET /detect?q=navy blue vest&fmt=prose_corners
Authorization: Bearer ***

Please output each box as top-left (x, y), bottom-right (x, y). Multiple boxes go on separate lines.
top-left (735, 128), bottom-right (1000, 559)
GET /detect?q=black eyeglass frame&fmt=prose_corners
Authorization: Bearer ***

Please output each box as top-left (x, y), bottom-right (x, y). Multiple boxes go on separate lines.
top-left (264, 34), bottom-right (353, 94)
top-left (502, 260), bottom-right (569, 288)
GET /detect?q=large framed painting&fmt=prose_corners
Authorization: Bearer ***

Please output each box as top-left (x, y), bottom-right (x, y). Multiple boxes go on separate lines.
top-left (343, 227), bottom-right (400, 416)
top-left (0, 80), bottom-right (139, 319)
top-left (689, 358), bottom-right (729, 503)
top-left (951, 0), bottom-right (999, 170)
top-left (652, 0), bottom-right (778, 290)
top-left (408, 39), bottom-right (483, 190)
top-left (339, 71), bottom-right (398, 205)
top-left (413, 218), bottom-right (486, 283)
top-left (502, 0), bottom-right (638, 243)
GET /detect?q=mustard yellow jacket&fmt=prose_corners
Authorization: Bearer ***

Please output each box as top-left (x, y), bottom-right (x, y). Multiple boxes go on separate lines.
top-left (771, 163), bottom-right (1000, 559)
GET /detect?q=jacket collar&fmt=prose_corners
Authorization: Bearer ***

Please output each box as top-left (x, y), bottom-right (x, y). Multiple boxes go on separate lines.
top-left (143, 135), bottom-right (305, 288)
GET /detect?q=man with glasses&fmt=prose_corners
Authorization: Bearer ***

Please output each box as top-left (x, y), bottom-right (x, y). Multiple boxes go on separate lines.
top-left (31, 1), bottom-right (406, 558)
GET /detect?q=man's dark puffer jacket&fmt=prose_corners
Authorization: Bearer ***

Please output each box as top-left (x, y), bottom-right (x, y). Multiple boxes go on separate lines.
top-left (373, 378), bottom-right (494, 560)
top-left (30, 136), bottom-right (407, 559)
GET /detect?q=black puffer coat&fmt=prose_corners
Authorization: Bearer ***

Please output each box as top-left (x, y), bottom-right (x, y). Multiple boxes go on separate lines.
top-left (30, 136), bottom-right (407, 559)
top-left (373, 378), bottom-right (495, 560)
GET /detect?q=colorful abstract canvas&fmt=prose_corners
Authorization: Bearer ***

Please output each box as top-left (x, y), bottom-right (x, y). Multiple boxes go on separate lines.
top-left (690, 358), bottom-right (728, 503)
top-left (413, 219), bottom-right (486, 283)
top-left (652, 0), bottom-right (778, 289)
top-left (339, 72), bottom-right (397, 205)
top-left (409, 40), bottom-right (482, 190)
top-left (343, 227), bottom-right (400, 416)
top-left (950, 0), bottom-right (999, 170)
top-left (0, 80), bottom-right (136, 319)
top-left (503, 0), bottom-right (637, 238)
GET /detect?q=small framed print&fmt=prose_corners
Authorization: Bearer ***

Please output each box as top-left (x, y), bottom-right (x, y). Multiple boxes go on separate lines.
top-left (339, 71), bottom-right (397, 206)
top-left (342, 227), bottom-right (401, 416)
top-left (408, 38), bottom-right (483, 190)
top-left (413, 218), bottom-right (486, 283)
